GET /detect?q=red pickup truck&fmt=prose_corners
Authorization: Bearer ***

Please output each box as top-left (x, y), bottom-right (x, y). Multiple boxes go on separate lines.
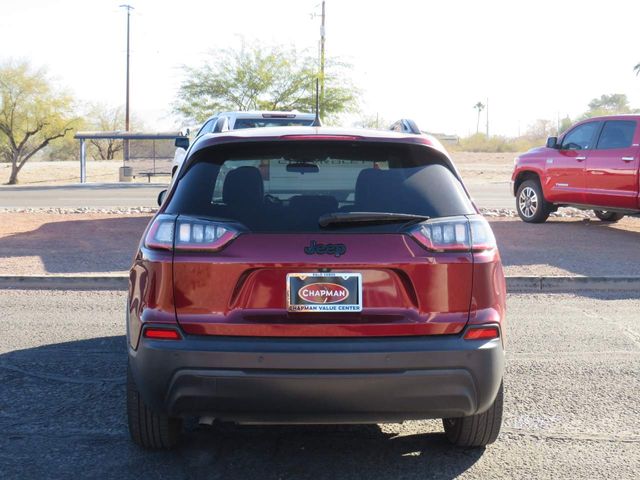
top-left (511, 115), bottom-right (640, 223)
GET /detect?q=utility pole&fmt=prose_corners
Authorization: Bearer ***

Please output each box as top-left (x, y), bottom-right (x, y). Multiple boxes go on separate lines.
top-left (319, 1), bottom-right (326, 120)
top-left (485, 97), bottom-right (489, 137)
top-left (120, 4), bottom-right (134, 161)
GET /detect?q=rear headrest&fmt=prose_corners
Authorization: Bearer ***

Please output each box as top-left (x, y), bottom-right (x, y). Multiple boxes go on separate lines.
top-left (355, 168), bottom-right (404, 211)
top-left (354, 168), bottom-right (384, 210)
top-left (222, 166), bottom-right (264, 207)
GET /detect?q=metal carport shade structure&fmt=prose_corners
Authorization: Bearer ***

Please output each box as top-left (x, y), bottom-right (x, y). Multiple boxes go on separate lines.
top-left (73, 131), bottom-right (185, 183)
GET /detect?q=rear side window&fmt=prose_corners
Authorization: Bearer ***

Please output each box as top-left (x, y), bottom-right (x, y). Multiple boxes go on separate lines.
top-left (167, 141), bottom-right (474, 233)
top-left (196, 118), bottom-right (217, 136)
top-left (561, 122), bottom-right (601, 150)
top-left (596, 121), bottom-right (636, 149)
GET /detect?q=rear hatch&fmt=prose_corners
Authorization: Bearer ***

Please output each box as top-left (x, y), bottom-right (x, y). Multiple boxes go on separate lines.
top-left (159, 139), bottom-right (486, 337)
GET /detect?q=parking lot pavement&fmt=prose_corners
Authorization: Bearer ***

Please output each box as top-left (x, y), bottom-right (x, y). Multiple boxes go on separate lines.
top-left (0, 290), bottom-right (638, 479)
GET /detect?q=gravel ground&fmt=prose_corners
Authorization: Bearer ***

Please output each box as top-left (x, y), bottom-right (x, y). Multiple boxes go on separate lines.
top-left (0, 211), bottom-right (639, 277)
top-left (0, 290), bottom-right (638, 479)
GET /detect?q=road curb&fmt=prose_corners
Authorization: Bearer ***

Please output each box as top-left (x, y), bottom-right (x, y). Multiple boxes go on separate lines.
top-left (0, 275), bottom-right (128, 290)
top-left (0, 274), bottom-right (639, 293)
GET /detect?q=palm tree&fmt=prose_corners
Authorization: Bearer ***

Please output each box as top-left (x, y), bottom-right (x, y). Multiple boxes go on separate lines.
top-left (474, 102), bottom-right (485, 134)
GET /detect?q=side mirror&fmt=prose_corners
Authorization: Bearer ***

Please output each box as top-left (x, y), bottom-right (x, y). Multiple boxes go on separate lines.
top-left (174, 137), bottom-right (189, 150)
top-left (157, 189), bottom-right (167, 206)
top-left (546, 136), bottom-right (559, 149)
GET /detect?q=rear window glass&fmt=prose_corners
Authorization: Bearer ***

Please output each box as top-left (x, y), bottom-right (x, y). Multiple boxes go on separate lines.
top-left (166, 141), bottom-right (474, 233)
top-left (596, 120), bottom-right (636, 149)
top-left (233, 118), bottom-right (314, 129)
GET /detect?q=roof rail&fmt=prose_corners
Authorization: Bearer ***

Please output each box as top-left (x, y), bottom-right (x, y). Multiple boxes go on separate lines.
top-left (389, 119), bottom-right (421, 135)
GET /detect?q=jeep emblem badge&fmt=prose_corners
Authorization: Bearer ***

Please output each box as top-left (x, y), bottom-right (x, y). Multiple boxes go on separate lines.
top-left (304, 240), bottom-right (347, 257)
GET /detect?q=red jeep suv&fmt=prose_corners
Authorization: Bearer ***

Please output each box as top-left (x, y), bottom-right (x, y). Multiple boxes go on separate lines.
top-left (127, 127), bottom-right (506, 449)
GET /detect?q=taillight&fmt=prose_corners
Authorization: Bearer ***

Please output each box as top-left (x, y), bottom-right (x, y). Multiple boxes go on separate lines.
top-left (468, 216), bottom-right (497, 251)
top-left (463, 325), bottom-right (500, 340)
top-left (409, 215), bottom-right (496, 252)
top-left (144, 214), bottom-right (239, 252)
top-left (143, 327), bottom-right (182, 340)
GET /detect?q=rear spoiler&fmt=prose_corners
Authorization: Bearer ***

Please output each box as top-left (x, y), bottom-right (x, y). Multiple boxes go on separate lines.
top-left (389, 119), bottom-right (421, 135)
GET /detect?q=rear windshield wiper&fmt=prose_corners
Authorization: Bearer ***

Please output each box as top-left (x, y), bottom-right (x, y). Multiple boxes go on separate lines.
top-left (319, 212), bottom-right (430, 228)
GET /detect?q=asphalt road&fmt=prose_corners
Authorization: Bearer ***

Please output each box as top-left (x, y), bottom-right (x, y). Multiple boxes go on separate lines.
top-left (0, 290), bottom-right (638, 479)
top-left (0, 182), bottom-right (514, 210)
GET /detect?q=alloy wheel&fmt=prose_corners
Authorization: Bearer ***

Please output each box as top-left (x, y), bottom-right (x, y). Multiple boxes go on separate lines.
top-left (518, 186), bottom-right (538, 218)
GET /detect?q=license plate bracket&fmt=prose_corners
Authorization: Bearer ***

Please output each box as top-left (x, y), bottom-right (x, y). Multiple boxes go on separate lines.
top-left (286, 273), bottom-right (362, 312)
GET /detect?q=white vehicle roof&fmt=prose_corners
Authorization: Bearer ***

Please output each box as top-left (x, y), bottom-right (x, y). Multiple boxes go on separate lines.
top-left (202, 110), bottom-right (315, 123)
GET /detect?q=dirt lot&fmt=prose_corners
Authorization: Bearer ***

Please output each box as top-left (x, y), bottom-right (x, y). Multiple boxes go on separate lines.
top-left (1, 212), bottom-right (639, 277)
top-left (0, 161), bottom-right (170, 185)
top-left (451, 152), bottom-right (517, 184)
top-left (0, 213), bottom-right (150, 274)
top-left (1, 153), bottom-right (517, 186)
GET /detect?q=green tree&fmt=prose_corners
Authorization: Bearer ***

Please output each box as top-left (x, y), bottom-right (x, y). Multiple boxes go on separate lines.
top-left (40, 127), bottom-right (80, 161)
top-left (473, 102), bottom-right (485, 134)
top-left (558, 115), bottom-right (573, 135)
top-left (525, 119), bottom-right (555, 140)
top-left (84, 104), bottom-right (126, 160)
top-left (583, 93), bottom-right (636, 117)
top-left (174, 43), bottom-right (359, 123)
top-left (0, 61), bottom-right (77, 184)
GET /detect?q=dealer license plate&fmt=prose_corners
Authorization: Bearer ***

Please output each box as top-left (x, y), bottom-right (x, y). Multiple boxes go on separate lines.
top-left (286, 273), bottom-right (362, 312)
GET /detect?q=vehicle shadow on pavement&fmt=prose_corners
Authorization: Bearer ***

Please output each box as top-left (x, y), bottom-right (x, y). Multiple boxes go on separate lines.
top-left (0, 336), bottom-right (485, 480)
top-left (0, 216), bottom-right (151, 274)
top-left (491, 218), bottom-right (640, 278)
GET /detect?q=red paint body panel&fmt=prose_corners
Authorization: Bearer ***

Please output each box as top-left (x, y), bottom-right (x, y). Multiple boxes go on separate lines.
top-left (172, 234), bottom-right (475, 337)
top-left (512, 115), bottom-right (640, 211)
top-left (585, 147), bottom-right (640, 209)
top-left (128, 249), bottom-right (176, 349)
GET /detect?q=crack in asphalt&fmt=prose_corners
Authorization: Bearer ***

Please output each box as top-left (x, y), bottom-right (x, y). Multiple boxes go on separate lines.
top-left (0, 363), bottom-right (125, 384)
top-left (502, 427), bottom-right (640, 444)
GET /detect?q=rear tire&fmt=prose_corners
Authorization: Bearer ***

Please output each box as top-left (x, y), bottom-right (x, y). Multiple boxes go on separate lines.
top-left (516, 180), bottom-right (552, 223)
top-left (443, 381), bottom-right (503, 447)
top-left (127, 365), bottom-right (182, 449)
top-left (593, 210), bottom-right (624, 222)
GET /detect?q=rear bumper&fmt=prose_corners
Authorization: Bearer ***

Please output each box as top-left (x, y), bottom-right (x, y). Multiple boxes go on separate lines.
top-left (128, 331), bottom-right (504, 423)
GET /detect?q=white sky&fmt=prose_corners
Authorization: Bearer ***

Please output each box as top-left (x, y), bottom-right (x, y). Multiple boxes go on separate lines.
top-left (2, 0), bottom-right (640, 136)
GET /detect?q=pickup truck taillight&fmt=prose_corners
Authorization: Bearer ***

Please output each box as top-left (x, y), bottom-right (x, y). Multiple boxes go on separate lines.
top-left (144, 214), bottom-right (239, 252)
top-left (409, 215), bottom-right (496, 253)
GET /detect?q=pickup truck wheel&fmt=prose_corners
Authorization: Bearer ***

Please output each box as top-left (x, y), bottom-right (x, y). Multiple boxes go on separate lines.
top-left (443, 381), bottom-right (503, 447)
top-left (593, 210), bottom-right (625, 222)
top-left (516, 180), bottom-right (552, 223)
top-left (127, 365), bottom-right (182, 449)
